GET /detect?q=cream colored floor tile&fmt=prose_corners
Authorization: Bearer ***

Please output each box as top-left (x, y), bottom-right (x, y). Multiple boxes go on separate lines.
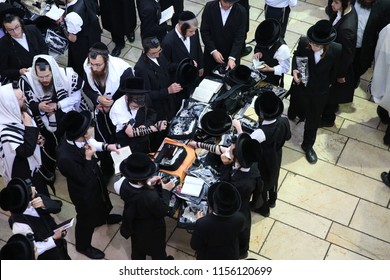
top-left (354, 81), bottom-right (371, 100)
top-left (165, 217), bottom-right (178, 241)
top-left (279, 173), bottom-right (359, 225)
top-left (289, 2), bottom-right (327, 25)
top-left (91, 223), bottom-right (121, 252)
top-left (270, 200), bottom-right (332, 238)
top-left (54, 169), bottom-right (72, 203)
top-left (350, 200), bottom-right (390, 243)
top-left (338, 139), bottom-right (390, 180)
top-left (325, 244), bottom-right (369, 260)
top-left (104, 231), bottom-right (132, 260)
top-left (260, 222), bottom-right (329, 259)
top-left (286, 18), bottom-right (313, 35)
top-left (338, 97), bottom-right (380, 129)
top-left (284, 31), bottom-right (301, 55)
top-left (123, 47), bottom-right (142, 66)
top-left (282, 147), bottom-right (390, 206)
top-left (247, 20), bottom-right (261, 44)
top-left (306, 0), bottom-right (328, 7)
top-left (167, 228), bottom-right (195, 256)
top-left (184, 0), bottom-right (206, 16)
top-left (249, 0), bottom-right (265, 9)
top-left (249, 215), bottom-right (274, 253)
top-left (166, 245), bottom-right (196, 260)
top-left (247, 251), bottom-right (268, 260)
top-left (327, 223), bottom-right (390, 259)
top-left (0, 213), bottom-right (12, 242)
top-left (250, 7), bottom-right (263, 21)
top-left (339, 119), bottom-right (387, 149)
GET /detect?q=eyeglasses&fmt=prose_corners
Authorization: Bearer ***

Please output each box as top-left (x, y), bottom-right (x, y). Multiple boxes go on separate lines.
top-left (6, 24), bottom-right (21, 33)
top-left (88, 62), bottom-right (105, 69)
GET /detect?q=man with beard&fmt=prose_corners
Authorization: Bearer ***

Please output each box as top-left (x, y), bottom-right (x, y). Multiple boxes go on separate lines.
top-left (83, 42), bottom-right (134, 184)
top-left (19, 55), bottom-right (88, 188)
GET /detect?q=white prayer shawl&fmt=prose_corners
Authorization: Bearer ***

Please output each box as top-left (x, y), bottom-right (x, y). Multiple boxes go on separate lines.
top-left (0, 84), bottom-right (42, 183)
top-left (109, 95), bottom-right (139, 132)
top-left (83, 55), bottom-right (133, 100)
top-left (22, 55), bottom-right (83, 132)
top-left (371, 24), bottom-right (390, 112)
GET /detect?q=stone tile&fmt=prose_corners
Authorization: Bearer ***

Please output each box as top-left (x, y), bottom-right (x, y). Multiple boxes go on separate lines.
top-left (339, 119), bottom-right (388, 149)
top-left (104, 230), bottom-right (132, 260)
top-left (338, 96), bottom-right (380, 129)
top-left (338, 139), bottom-right (390, 180)
top-left (270, 200), bottom-right (332, 239)
top-left (260, 222), bottom-right (330, 259)
top-left (0, 212), bottom-right (12, 242)
top-left (286, 18), bottom-right (313, 36)
top-left (354, 80), bottom-right (371, 100)
top-left (306, 0), bottom-right (328, 7)
top-left (350, 200), bottom-right (390, 243)
top-left (325, 244), bottom-right (369, 260)
top-left (282, 148), bottom-right (390, 206)
top-left (166, 245), bottom-right (196, 260)
top-left (167, 228), bottom-right (195, 256)
top-left (250, 7), bottom-right (263, 21)
top-left (249, 215), bottom-right (275, 253)
top-left (327, 223), bottom-right (390, 259)
top-left (289, 2), bottom-right (327, 25)
top-left (123, 47), bottom-right (143, 66)
top-left (165, 217), bottom-right (178, 241)
top-left (284, 31), bottom-right (302, 54)
top-left (247, 251), bottom-right (268, 260)
top-left (249, 0), bottom-right (265, 9)
top-left (185, 0), bottom-right (207, 17)
top-left (278, 173), bottom-right (359, 225)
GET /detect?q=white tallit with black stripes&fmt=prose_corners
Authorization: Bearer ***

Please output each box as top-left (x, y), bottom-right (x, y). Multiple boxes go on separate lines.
top-left (0, 84), bottom-right (41, 183)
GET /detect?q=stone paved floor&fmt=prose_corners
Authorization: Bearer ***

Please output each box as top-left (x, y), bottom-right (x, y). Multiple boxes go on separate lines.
top-left (1, 0), bottom-right (390, 260)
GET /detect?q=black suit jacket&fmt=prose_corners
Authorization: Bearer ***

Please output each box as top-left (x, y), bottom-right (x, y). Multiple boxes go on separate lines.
top-left (134, 53), bottom-right (176, 120)
top-left (136, 0), bottom-right (167, 41)
top-left (200, 0), bottom-right (247, 75)
top-left (162, 28), bottom-right (204, 69)
top-left (0, 24), bottom-right (48, 81)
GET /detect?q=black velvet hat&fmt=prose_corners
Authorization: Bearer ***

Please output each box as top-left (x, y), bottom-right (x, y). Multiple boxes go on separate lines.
top-left (255, 19), bottom-right (281, 47)
top-left (307, 20), bottom-right (337, 45)
top-left (0, 178), bottom-right (31, 214)
top-left (254, 90), bottom-right (284, 120)
top-left (120, 153), bottom-right (157, 181)
top-left (90, 42), bottom-right (109, 52)
top-left (225, 65), bottom-right (256, 86)
top-left (208, 181), bottom-right (241, 216)
top-left (176, 58), bottom-right (198, 87)
top-left (62, 110), bottom-right (92, 140)
top-left (200, 109), bottom-right (232, 137)
top-left (235, 133), bottom-right (261, 168)
top-left (0, 3), bottom-right (25, 24)
top-left (0, 234), bottom-right (35, 260)
top-left (119, 77), bottom-right (150, 96)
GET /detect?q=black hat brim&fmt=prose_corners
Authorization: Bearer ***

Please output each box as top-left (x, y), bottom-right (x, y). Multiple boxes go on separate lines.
top-left (307, 25), bottom-right (337, 45)
top-left (254, 93), bottom-right (284, 120)
top-left (200, 111), bottom-right (232, 137)
top-left (176, 58), bottom-right (198, 87)
top-left (119, 158), bottom-right (157, 181)
top-left (207, 181), bottom-right (241, 216)
top-left (255, 19), bottom-right (281, 47)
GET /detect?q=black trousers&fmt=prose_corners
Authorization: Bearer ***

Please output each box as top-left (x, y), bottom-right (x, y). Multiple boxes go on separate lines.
top-left (264, 4), bottom-right (291, 39)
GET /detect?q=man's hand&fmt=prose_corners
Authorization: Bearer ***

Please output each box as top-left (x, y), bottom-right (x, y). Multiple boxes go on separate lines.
top-left (21, 111), bottom-right (33, 126)
top-left (337, 77), bottom-right (346, 83)
top-left (39, 101), bottom-right (56, 113)
top-left (84, 144), bottom-right (96, 160)
top-left (226, 59), bottom-right (236, 71)
top-left (168, 83), bottom-right (183, 94)
top-left (212, 51), bottom-right (225, 64)
top-left (125, 124), bottom-right (134, 137)
top-left (259, 64), bottom-right (274, 72)
top-left (68, 33), bottom-right (77, 43)
top-left (31, 197), bottom-right (44, 209)
top-left (19, 68), bottom-right (29, 75)
top-left (161, 179), bottom-right (175, 191)
top-left (253, 52), bottom-right (263, 60)
top-left (97, 96), bottom-right (113, 107)
top-left (292, 69), bottom-right (301, 84)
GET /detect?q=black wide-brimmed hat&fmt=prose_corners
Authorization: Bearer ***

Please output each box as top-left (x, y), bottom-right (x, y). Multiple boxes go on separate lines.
top-left (119, 77), bottom-right (149, 96)
top-left (0, 234), bottom-right (35, 260)
top-left (235, 133), bottom-right (261, 168)
top-left (254, 91), bottom-right (284, 120)
top-left (225, 65), bottom-right (255, 86)
top-left (0, 3), bottom-right (25, 24)
top-left (0, 178), bottom-right (31, 214)
top-left (120, 153), bottom-right (157, 181)
top-left (208, 181), bottom-right (241, 216)
top-left (61, 110), bottom-right (92, 141)
top-left (255, 19), bottom-right (281, 47)
top-left (200, 109), bottom-right (232, 137)
top-left (176, 58), bottom-right (198, 87)
top-left (307, 20), bottom-right (337, 45)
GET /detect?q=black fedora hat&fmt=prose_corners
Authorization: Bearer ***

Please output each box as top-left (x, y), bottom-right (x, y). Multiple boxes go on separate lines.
top-left (307, 20), bottom-right (337, 45)
top-left (254, 91), bottom-right (284, 120)
top-left (255, 19), bottom-right (281, 47)
top-left (176, 58), bottom-right (198, 87)
top-left (235, 133), bottom-right (261, 168)
top-left (208, 181), bottom-right (241, 216)
top-left (0, 3), bottom-right (25, 24)
top-left (200, 109), bottom-right (232, 137)
top-left (61, 110), bottom-right (92, 141)
top-left (0, 234), bottom-right (35, 260)
top-left (120, 152), bottom-right (157, 181)
top-left (225, 65), bottom-right (256, 86)
top-left (0, 178), bottom-right (31, 214)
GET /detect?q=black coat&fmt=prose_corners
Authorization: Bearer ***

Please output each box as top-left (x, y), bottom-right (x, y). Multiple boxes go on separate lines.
top-left (328, 8), bottom-right (358, 104)
top-left (56, 140), bottom-right (112, 226)
top-left (200, 0), bottom-right (247, 75)
top-left (100, 0), bottom-right (136, 35)
top-left (190, 212), bottom-right (245, 260)
top-left (0, 24), bottom-right (48, 82)
top-left (118, 180), bottom-right (170, 259)
top-left (134, 53), bottom-right (177, 121)
top-left (136, 0), bottom-right (167, 41)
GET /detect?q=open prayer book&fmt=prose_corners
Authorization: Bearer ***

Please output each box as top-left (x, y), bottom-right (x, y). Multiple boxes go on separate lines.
top-left (160, 6), bottom-right (174, 24)
top-left (54, 218), bottom-right (74, 232)
top-left (191, 78), bottom-right (224, 103)
top-left (243, 95), bottom-right (258, 121)
top-left (180, 176), bottom-right (204, 197)
top-left (45, 5), bottom-right (65, 21)
top-left (111, 146), bottom-right (132, 175)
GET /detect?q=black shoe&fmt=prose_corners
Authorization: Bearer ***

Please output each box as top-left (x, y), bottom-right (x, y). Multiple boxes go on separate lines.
top-left (301, 145), bottom-right (317, 164)
top-left (377, 106), bottom-right (390, 124)
top-left (166, 255), bottom-right (174, 260)
top-left (239, 251), bottom-right (248, 259)
top-left (106, 214), bottom-right (122, 225)
top-left (287, 109), bottom-right (296, 121)
top-left (127, 32), bottom-right (135, 43)
top-left (241, 46), bottom-right (253, 57)
top-left (77, 246), bottom-right (105, 259)
top-left (253, 204), bottom-right (270, 217)
top-left (381, 172), bottom-right (390, 188)
top-left (320, 120), bottom-right (335, 128)
top-left (111, 45), bottom-right (124, 57)
top-left (268, 201), bottom-right (276, 208)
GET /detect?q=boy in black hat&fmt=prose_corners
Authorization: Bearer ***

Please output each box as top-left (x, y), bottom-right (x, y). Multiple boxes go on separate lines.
top-left (110, 77), bottom-right (167, 153)
top-left (0, 178), bottom-right (69, 260)
top-left (56, 110), bottom-right (121, 259)
top-left (190, 181), bottom-right (245, 259)
top-left (114, 152), bottom-right (175, 260)
top-left (253, 19), bottom-right (291, 87)
top-left (1, 234), bottom-right (37, 260)
top-left (233, 91), bottom-right (291, 217)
